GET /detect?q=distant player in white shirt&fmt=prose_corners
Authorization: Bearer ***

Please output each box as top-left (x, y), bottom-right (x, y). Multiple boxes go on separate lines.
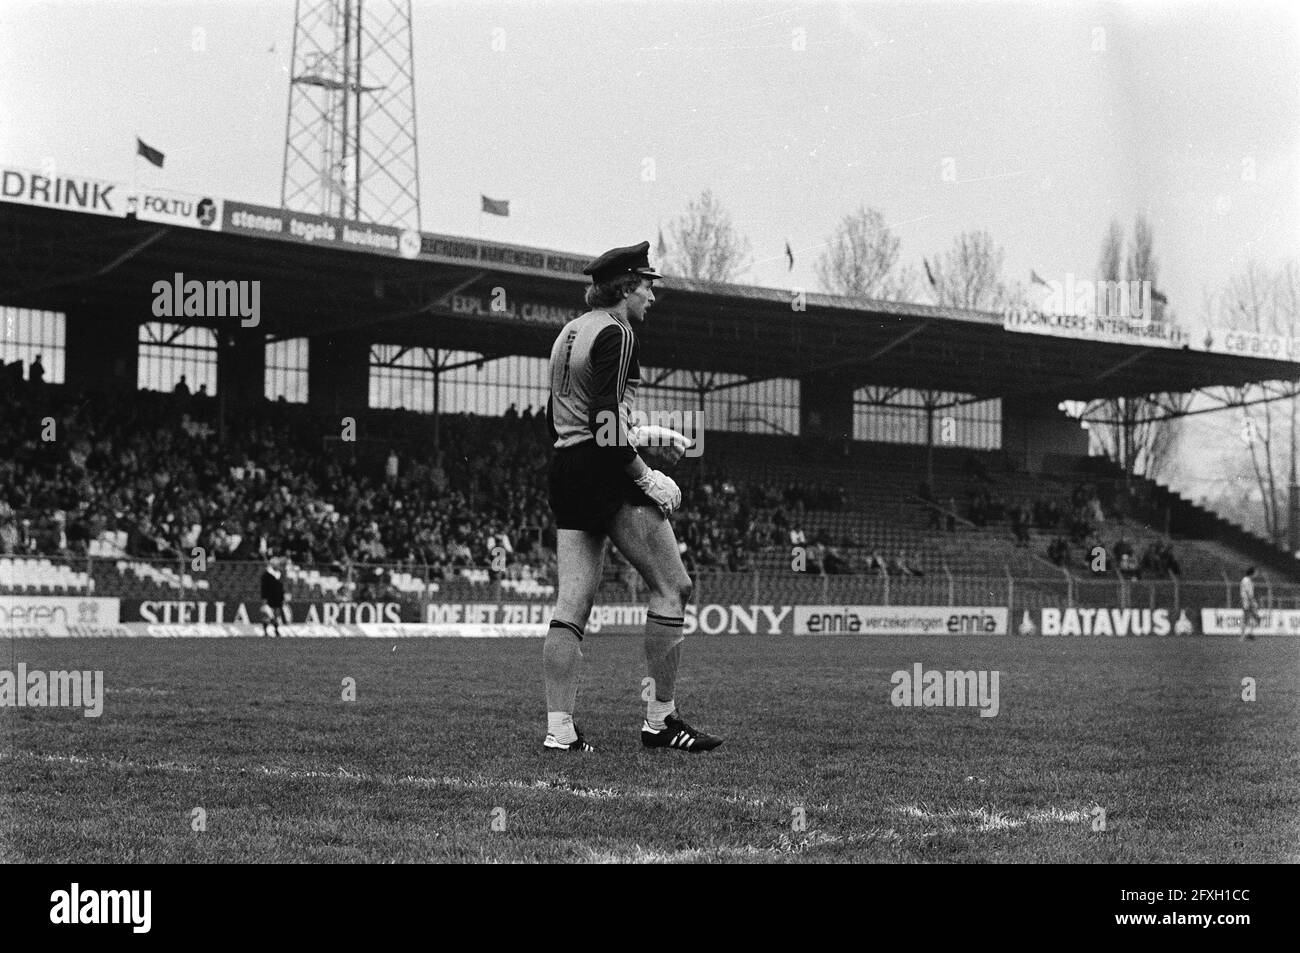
top-left (1239, 566), bottom-right (1260, 641)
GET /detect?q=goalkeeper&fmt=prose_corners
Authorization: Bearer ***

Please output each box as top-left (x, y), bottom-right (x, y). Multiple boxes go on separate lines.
top-left (540, 241), bottom-right (723, 754)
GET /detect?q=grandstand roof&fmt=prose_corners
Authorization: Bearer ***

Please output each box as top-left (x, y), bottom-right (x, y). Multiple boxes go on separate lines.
top-left (3, 200), bottom-right (1297, 401)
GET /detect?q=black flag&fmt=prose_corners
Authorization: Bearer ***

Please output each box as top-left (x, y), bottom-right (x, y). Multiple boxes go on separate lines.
top-left (136, 138), bottom-right (165, 168)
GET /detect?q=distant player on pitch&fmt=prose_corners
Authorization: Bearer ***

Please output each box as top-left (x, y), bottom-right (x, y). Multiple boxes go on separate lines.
top-left (540, 240), bottom-right (722, 753)
top-left (260, 555), bottom-right (289, 638)
top-left (1240, 565), bottom-right (1260, 641)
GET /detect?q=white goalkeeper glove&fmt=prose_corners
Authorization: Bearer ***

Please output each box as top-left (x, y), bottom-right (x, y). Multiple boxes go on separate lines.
top-left (634, 468), bottom-right (682, 515)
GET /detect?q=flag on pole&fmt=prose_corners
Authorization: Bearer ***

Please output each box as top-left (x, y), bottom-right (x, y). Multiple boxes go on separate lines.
top-left (923, 258), bottom-right (937, 289)
top-left (136, 138), bottom-right (165, 168)
top-left (1151, 288), bottom-right (1168, 304)
top-left (1030, 269), bottom-right (1050, 287)
top-left (481, 195), bottom-right (509, 216)
top-left (785, 241), bottom-right (795, 271)
top-left (656, 227), bottom-right (666, 258)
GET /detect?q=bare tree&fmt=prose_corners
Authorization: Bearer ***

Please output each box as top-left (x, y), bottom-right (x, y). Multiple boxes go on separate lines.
top-left (1208, 260), bottom-right (1300, 545)
top-left (1098, 219), bottom-right (1123, 288)
top-left (927, 229), bottom-right (1008, 310)
top-left (815, 205), bottom-right (915, 301)
top-left (663, 189), bottom-right (752, 282)
top-left (1002, 277), bottom-right (1031, 312)
top-left (1089, 216), bottom-right (1187, 481)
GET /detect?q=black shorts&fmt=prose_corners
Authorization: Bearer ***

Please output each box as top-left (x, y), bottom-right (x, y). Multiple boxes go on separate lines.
top-left (549, 441), bottom-right (657, 532)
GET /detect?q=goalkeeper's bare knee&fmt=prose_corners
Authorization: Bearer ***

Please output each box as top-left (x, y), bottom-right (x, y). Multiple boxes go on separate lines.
top-left (651, 573), bottom-right (692, 614)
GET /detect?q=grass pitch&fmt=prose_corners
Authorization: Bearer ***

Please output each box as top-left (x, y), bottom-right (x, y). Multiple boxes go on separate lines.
top-left (2, 634), bottom-right (1296, 863)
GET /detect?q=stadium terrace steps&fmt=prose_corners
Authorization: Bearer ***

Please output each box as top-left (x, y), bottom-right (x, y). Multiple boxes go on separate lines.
top-left (690, 430), bottom-right (1290, 584)
top-left (1088, 459), bottom-right (1300, 581)
top-left (1178, 538), bottom-right (1283, 584)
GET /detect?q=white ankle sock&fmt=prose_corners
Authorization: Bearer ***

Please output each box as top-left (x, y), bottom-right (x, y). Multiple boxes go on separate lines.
top-left (646, 698), bottom-right (675, 730)
top-left (548, 711), bottom-right (576, 743)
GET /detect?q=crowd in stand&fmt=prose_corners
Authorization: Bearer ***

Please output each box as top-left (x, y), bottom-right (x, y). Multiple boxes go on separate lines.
top-left (0, 381), bottom-right (557, 584)
top-left (672, 473), bottom-right (849, 573)
top-left (1047, 533), bottom-right (1181, 578)
top-left (1, 377), bottom-right (1184, 583)
top-left (0, 381), bottom-right (858, 580)
top-left (917, 462), bottom-right (1183, 578)
top-left (1034, 484), bottom-right (1180, 577)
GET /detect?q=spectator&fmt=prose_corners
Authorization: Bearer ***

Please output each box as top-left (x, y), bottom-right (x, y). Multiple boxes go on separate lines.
top-left (1161, 541), bottom-right (1181, 576)
top-left (964, 454), bottom-right (990, 483)
top-left (1069, 506), bottom-right (1092, 545)
top-left (1029, 499), bottom-right (1056, 531)
top-left (29, 354), bottom-right (44, 386)
top-left (174, 375), bottom-right (191, 397)
top-left (1010, 502), bottom-right (1031, 545)
top-left (1088, 494), bottom-right (1105, 527)
top-left (1114, 537), bottom-right (1135, 576)
top-left (920, 481), bottom-right (941, 529)
top-left (907, 550), bottom-right (926, 577)
top-left (1139, 542), bottom-right (1161, 578)
top-left (890, 548), bottom-right (916, 577)
top-left (0, 513), bottom-right (19, 554)
top-left (866, 548), bottom-right (889, 575)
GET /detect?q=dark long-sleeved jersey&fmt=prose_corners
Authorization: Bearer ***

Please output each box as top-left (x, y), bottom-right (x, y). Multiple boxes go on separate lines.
top-left (260, 568), bottom-right (285, 608)
top-left (546, 310), bottom-right (639, 464)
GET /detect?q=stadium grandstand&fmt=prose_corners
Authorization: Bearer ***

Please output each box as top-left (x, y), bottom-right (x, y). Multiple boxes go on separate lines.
top-left (3, 172), bottom-right (1299, 633)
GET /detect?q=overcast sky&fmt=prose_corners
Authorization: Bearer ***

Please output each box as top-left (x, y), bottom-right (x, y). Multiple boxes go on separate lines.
top-left (2, 0), bottom-right (1298, 502)
top-left (2, 0), bottom-right (1295, 312)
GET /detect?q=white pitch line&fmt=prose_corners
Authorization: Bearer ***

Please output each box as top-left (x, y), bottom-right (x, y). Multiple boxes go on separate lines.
top-left (103, 687), bottom-right (176, 697)
top-left (1, 750), bottom-right (938, 860)
top-left (584, 827), bottom-right (905, 863)
top-left (584, 845), bottom-right (768, 863)
top-left (894, 804), bottom-right (1091, 834)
